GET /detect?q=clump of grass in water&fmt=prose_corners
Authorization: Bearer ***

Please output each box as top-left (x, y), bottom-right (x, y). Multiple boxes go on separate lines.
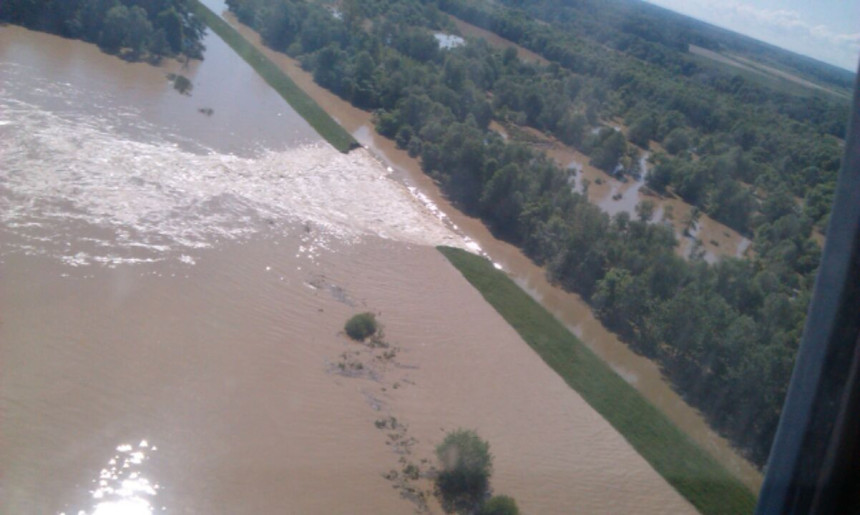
top-left (167, 73), bottom-right (193, 95)
top-left (345, 312), bottom-right (378, 341)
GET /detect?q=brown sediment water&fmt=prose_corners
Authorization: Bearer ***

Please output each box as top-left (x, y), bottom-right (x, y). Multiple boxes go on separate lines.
top-left (0, 21), bottom-right (318, 157)
top-left (322, 239), bottom-right (697, 514)
top-left (215, 10), bottom-right (763, 491)
top-left (0, 232), bottom-right (696, 514)
top-left (0, 238), bottom-right (413, 514)
top-left (1, 18), bottom-right (698, 515)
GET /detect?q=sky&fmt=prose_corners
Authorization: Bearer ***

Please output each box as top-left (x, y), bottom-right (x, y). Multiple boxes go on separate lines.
top-left (644, 0), bottom-right (860, 72)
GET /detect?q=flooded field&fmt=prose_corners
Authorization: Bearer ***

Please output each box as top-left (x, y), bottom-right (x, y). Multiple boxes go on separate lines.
top-left (1, 14), bottom-right (699, 515)
top-left (544, 139), bottom-right (753, 263)
top-left (447, 14), bottom-right (755, 264)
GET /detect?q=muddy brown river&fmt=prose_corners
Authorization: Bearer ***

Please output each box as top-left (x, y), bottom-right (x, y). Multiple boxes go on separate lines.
top-left (1, 4), bottom-right (752, 513)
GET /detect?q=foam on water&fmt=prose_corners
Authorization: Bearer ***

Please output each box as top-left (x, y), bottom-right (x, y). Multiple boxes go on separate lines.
top-left (406, 184), bottom-right (501, 268)
top-left (0, 96), bottom-right (466, 266)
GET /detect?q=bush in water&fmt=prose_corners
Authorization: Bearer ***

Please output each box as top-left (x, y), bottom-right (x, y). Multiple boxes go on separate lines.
top-left (480, 495), bottom-right (520, 515)
top-left (436, 429), bottom-right (492, 512)
top-left (344, 312), bottom-right (378, 340)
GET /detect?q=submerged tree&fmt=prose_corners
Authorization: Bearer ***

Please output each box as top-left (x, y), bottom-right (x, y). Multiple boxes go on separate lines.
top-left (344, 312), bottom-right (378, 341)
top-left (480, 495), bottom-right (520, 515)
top-left (436, 429), bottom-right (493, 512)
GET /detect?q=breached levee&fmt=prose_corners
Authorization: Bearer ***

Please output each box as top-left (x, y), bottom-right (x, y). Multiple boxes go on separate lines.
top-left (0, 97), bottom-right (463, 266)
top-left (2, 25), bottom-right (696, 515)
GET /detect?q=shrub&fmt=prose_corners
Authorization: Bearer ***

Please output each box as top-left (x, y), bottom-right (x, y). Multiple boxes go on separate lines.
top-left (344, 312), bottom-right (378, 340)
top-left (435, 429), bottom-right (492, 512)
top-left (480, 495), bottom-right (520, 515)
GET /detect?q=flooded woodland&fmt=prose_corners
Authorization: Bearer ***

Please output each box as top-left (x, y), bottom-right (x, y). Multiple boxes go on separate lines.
top-left (1, 1), bottom-right (759, 512)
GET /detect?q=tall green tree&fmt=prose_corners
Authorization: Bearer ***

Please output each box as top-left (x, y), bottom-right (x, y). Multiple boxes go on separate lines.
top-left (100, 4), bottom-right (130, 51)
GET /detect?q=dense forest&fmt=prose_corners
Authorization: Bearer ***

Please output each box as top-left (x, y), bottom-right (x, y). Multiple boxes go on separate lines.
top-left (491, 0), bottom-right (855, 92)
top-left (222, 0), bottom-right (853, 467)
top-left (0, 0), bottom-right (206, 60)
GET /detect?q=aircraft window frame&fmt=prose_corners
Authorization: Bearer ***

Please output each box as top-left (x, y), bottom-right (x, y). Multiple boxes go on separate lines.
top-left (756, 65), bottom-right (860, 514)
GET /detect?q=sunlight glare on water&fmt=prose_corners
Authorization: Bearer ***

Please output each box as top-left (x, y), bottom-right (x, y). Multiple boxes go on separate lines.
top-left (63, 441), bottom-right (162, 515)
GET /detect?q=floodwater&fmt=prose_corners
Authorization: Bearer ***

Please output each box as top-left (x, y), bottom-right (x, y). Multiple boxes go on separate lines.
top-left (434, 33), bottom-right (465, 50)
top-left (0, 13), bottom-right (697, 515)
top-left (502, 125), bottom-right (752, 264)
top-left (0, 11), bottom-right (318, 157)
top-left (545, 141), bottom-right (752, 264)
top-left (216, 10), bottom-right (763, 490)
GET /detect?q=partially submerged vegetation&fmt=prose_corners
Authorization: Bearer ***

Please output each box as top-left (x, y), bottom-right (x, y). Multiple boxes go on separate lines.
top-left (435, 429), bottom-right (492, 512)
top-left (480, 495), bottom-right (519, 515)
top-left (167, 73), bottom-right (193, 95)
top-left (435, 429), bottom-right (519, 514)
top-left (190, 0), bottom-right (358, 152)
top-left (0, 0), bottom-right (206, 61)
top-left (338, 315), bottom-right (520, 513)
top-left (344, 312), bottom-right (379, 341)
top-left (438, 246), bottom-right (756, 514)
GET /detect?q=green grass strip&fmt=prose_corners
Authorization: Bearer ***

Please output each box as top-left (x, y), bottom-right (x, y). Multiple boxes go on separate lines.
top-left (437, 246), bottom-right (757, 515)
top-left (190, 1), bottom-right (358, 152)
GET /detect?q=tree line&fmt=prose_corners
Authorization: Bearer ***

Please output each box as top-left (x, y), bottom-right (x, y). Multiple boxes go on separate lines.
top-left (436, 0), bottom-right (848, 234)
top-left (226, 0), bottom-right (835, 467)
top-left (0, 0), bottom-right (206, 60)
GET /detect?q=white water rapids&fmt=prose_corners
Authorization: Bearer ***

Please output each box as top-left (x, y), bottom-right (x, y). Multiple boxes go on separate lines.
top-left (0, 63), bottom-right (466, 268)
